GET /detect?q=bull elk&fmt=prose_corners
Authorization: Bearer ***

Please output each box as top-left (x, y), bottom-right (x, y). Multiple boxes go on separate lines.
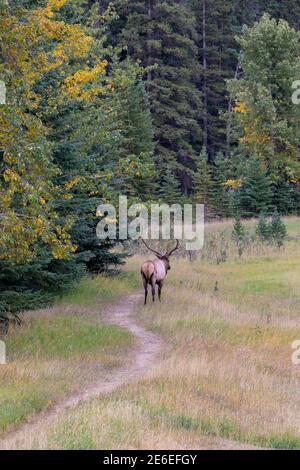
top-left (140, 239), bottom-right (179, 305)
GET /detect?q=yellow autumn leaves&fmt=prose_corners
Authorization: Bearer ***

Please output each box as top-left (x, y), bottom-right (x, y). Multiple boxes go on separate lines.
top-left (63, 61), bottom-right (109, 101)
top-left (233, 101), bottom-right (270, 145)
top-left (45, 0), bottom-right (68, 18)
top-left (0, 0), bottom-right (112, 263)
top-left (223, 179), bottom-right (242, 190)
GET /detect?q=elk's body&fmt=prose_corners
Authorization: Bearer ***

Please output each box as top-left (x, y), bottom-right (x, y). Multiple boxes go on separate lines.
top-left (140, 239), bottom-right (179, 305)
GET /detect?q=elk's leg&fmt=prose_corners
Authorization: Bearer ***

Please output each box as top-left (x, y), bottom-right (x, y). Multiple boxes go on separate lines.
top-left (142, 276), bottom-right (148, 305)
top-left (158, 280), bottom-right (163, 302)
top-left (151, 278), bottom-right (156, 302)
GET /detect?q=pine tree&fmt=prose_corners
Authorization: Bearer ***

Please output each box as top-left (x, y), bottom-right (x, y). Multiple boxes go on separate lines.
top-left (0, 249), bottom-right (84, 318)
top-left (106, 74), bottom-right (156, 198)
top-left (272, 181), bottom-right (297, 215)
top-left (232, 214), bottom-right (246, 257)
top-left (192, 147), bottom-right (213, 209)
top-left (47, 62), bottom-right (153, 276)
top-left (236, 156), bottom-right (273, 218)
top-left (256, 213), bottom-right (272, 243)
top-left (158, 168), bottom-right (182, 205)
top-left (210, 152), bottom-right (231, 217)
top-left (270, 211), bottom-right (287, 248)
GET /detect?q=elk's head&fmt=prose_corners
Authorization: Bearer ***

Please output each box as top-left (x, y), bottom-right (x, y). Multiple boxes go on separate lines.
top-left (141, 239), bottom-right (180, 270)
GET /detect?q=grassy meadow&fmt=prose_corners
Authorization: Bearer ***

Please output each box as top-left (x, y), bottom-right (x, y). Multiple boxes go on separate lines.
top-left (0, 274), bottom-right (139, 435)
top-left (1, 217), bottom-right (300, 449)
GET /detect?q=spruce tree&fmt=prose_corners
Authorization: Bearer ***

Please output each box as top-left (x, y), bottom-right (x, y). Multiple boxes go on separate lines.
top-left (232, 214), bottom-right (246, 257)
top-left (210, 152), bottom-right (231, 217)
top-left (106, 74), bottom-right (156, 198)
top-left (158, 168), bottom-right (182, 205)
top-left (110, 0), bottom-right (202, 196)
top-left (0, 249), bottom-right (84, 317)
top-left (256, 213), bottom-right (272, 243)
top-left (192, 147), bottom-right (213, 209)
top-left (237, 156), bottom-right (273, 218)
top-left (270, 211), bottom-right (287, 248)
top-left (272, 181), bottom-right (296, 215)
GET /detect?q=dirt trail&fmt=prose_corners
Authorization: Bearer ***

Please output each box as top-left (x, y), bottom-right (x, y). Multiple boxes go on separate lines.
top-left (0, 293), bottom-right (164, 450)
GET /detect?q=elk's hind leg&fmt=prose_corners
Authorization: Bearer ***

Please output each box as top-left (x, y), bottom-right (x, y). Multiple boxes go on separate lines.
top-left (158, 280), bottom-right (163, 302)
top-left (151, 276), bottom-right (156, 302)
top-left (142, 275), bottom-right (148, 305)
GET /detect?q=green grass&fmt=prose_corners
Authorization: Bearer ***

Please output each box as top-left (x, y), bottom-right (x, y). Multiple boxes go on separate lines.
top-left (257, 432), bottom-right (300, 450)
top-left (0, 390), bottom-right (49, 431)
top-left (60, 272), bottom-right (140, 305)
top-left (7, 316), bottom-right (131, 360)
top-left (186, 252), bottom-right (300, 319)
top-left (285, 217), bottom-right (300, 238)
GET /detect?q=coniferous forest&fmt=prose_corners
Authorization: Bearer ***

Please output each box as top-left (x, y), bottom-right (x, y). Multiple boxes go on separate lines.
top-left (0, 0), bottom-right (300, 319)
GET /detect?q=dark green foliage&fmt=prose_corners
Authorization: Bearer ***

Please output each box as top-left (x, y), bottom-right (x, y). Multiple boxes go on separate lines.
top-left (110, 0), bottom-right (202, 196)
top-left (157, 168), bottom-right (183, 205)
top-left (105, 75), bottom-right (155, 198)
top-left (101, 0), bottom-right (300, 209)
top-left (0, 249), bottom-right (84, 320)
top-left (193, 147), bottom-right (213, 205)
top-left (47, 67), bottom-right (154, 275)
top-left (189, 0), bottom-right (239, 156)
top-left (33, 80), bottom-right (126, 279)
top-left (262, 0), bottom-right (300, 30)
top-left (236, 156), bottom-right (273, 218)
top-left (272, 181), bottom-right (298, 215)
top-left (210, 152), bottom-right (231, 217)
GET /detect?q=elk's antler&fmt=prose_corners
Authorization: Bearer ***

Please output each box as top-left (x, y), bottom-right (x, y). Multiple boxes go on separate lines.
top-left (140, 238), bottom-right (162, 257)
top-left (167, 239), bottom-right (180, 257)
